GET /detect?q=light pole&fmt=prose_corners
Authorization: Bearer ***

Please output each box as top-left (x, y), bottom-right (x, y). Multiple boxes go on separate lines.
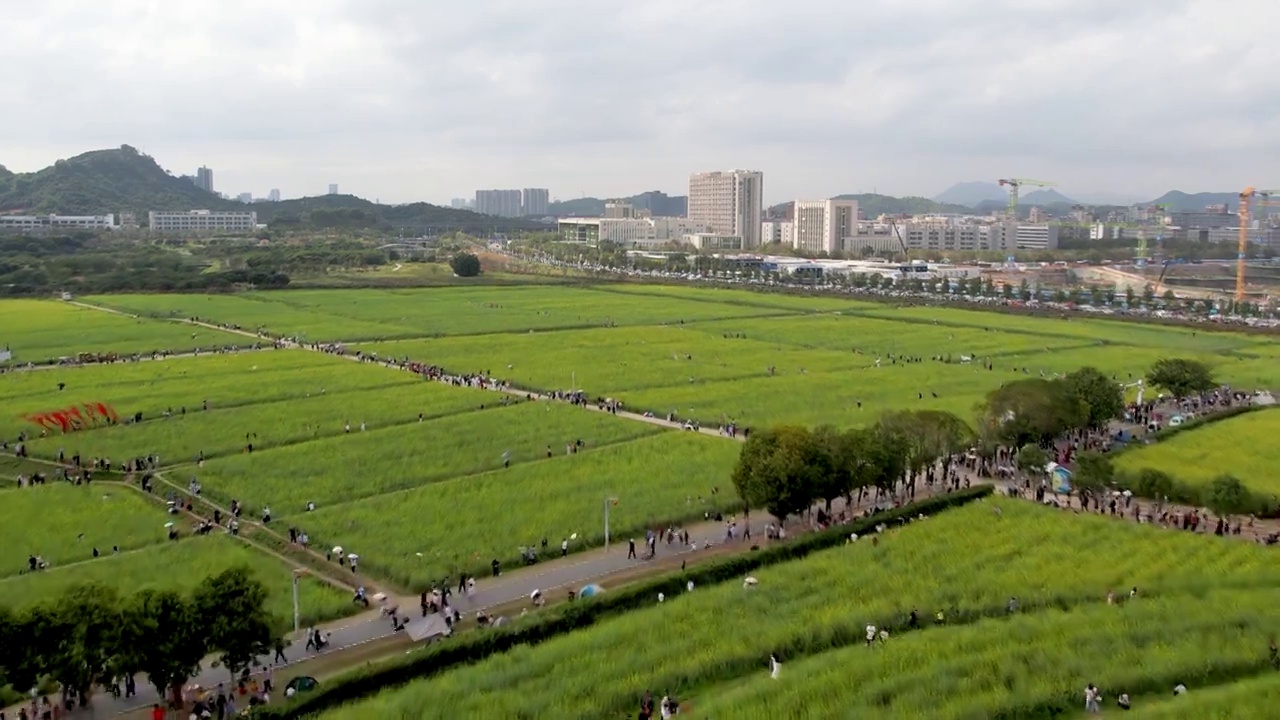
top-left (292, 568), bottom-right (307, 636)
top-left (603, 497), bottom-right (618, 552)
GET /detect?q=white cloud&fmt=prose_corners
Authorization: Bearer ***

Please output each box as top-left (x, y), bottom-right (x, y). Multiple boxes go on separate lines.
top-left (0, 0), bottom-right (1276, 204)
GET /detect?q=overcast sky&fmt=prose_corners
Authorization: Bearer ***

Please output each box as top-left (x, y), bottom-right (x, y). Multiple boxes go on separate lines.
top-left (2, 0), bottom-right (1275, 205)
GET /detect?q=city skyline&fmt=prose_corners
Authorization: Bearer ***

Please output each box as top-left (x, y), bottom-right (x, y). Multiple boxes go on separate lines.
top-left (3, 1), bottom-right (1276, 204)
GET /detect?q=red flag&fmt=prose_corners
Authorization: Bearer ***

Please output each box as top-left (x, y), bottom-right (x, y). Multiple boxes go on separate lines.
top-left (51, 412), bottom-right (71, 433)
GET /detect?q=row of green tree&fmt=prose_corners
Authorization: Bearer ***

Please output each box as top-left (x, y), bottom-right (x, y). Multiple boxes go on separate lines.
top-left (733, 359), bottom-right (1219, 522)
top-left (0, 568), bottom-right (280, 708)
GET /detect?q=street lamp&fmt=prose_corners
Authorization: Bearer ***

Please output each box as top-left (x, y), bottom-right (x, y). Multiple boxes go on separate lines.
top-left (291, 568), bottom-right (308, 636)
top-left (603, 497), bottom-right (619, 552)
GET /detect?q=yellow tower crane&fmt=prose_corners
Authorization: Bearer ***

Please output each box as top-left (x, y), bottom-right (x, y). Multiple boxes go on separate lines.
top-left (997, 178), bottom-right (1056, 220)
top-left (1237, 188), bottom-right (1279, 302)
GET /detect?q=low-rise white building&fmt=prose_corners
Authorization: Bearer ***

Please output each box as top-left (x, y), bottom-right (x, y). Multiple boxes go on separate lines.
top-left (760, 220), bottom-right (794, 247)
top-left (557, 216), bottom-right (706, 247)
top-left (792, 199), bottom-right (857, 254)
top-left (0, 214), bottom-right (116, 231)
top-left (684, 233), bottom-right (744, 251)
top-left (148, 210), bottom-right (258, 233)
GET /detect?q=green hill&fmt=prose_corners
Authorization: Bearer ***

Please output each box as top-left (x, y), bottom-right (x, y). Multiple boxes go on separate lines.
top-left (0, 147), bottom-right (536, 232)
top-left (0, 145), bottom-right (227, 216)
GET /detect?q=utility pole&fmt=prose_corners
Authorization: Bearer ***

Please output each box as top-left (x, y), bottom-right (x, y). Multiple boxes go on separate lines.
top-left (604, 497), bottom-right (618, 551)
top-left (292, 568), bottom-right (307, 636)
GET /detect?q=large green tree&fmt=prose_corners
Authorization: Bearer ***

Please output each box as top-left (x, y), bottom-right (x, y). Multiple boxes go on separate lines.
top-left (123, 589), bottom-right (210, 702)
top-left (1147, 358), bottom-right (1216, 399)
top-left (1207, 474), bottom-right (1251, 517)
top-left (1063, 366), bottom-right (1124, 429)
top-left (47, 584), bottom-right (125, 705)
top-left (193, 567), bottom-right (280, 682)
top-left (1071, 451), bottom-right (1115, 500)
top-left (731, 426), bottom-right (828, 522)
top-left (979, 378), bottom-right (1088, 448)
top-left (877, 410), bottom-right (972, 485)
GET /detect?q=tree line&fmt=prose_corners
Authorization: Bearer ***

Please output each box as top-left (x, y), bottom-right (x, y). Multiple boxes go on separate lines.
top-left (0, 567), bottom-right (281, 710)
top-left (734, 359), bottom-right (1224, 523)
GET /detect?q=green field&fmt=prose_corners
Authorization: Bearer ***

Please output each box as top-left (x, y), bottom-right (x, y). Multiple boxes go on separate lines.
top-left (192, 400), bottom-right (666, 514)
top-left (0, 534), bottom-right (350, 625)
top-left (0, 484), bottom-right (169, 577)
top-left (294, 431), bottom-right (741, 589)
top-left (1116, 409), bottom-right (1280, 497)
top-left (0, 350), bottom-right (414, 442)
top-left (314, 498), bottom-right (1280, 719)
top-left (86, 286), bottom-right (797, 342)
top-left (0, 299), bottom-right (248, 365)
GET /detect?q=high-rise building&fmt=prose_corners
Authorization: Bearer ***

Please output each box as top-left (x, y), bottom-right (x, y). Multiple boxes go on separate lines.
top-left (474, 189), bottom-right (524, 218)
top-left (193, 166), bottom-right (214, 193)
top-left (604, 200), bottom-right (635, 219)
top-left (450, 198), bottom-right (470, 209)
top-left (760, 220), bottom-right (794, 247)
top-left (688, 170), bottom-right (763, 248)
top-left (236, 192), bottom-right (253, 204)
top-left (328, 184), bottom-right (339, 195)
top-left (522, 188), bottom-right (550, 216)
top-left (792, 200), bottom-right (858, 254)
top-left (268, 189), bottom-right (281, 202)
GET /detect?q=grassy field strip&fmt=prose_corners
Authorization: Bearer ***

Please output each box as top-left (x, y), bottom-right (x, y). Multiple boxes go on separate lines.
top-left (853, 304), bottom-right (1267, 353)
top-left (1102, 671), bottom-right (1280, 718)
top-left (309, 499), bottom-right (1280, 718)
top-left (0, 299), bottom-right (251, 365)
top-left (355, 325), bottom-right (893, 397)
top-left (1116, 408), bottom-right (1280, 497)
top-left (690, 591), bottom-right (1279, 719)
top-left (88, 286), bottom-right (801, 343)
top-left (293, 431), bottom-right (742, 590)
top-left (684, 313), bottom-right (1088, 358)
top-left (589, 283), bottom-right (882, 313)
top-left (0, 534), bottom-right (352, 625)
top-left (0, 454), bottom-right (51, 481)
top-left (0, 483), bottom-right (171, 578)
top-left (24, 379), bottom-right (495, 465)
top-left (191, 400), bottom-right (667, 516)
top-left (84, 293), bottom-right (419, 342)
top-left (0, 350), bottom-right (414, 440)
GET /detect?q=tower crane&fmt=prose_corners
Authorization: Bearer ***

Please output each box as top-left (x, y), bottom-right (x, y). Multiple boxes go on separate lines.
top-left (1237, 188), bottom-right (1278, 303)
top-left (997, 178), bottom-right (1056, 220)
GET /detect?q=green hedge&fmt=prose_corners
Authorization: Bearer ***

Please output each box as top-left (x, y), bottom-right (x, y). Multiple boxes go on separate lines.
top-left (251, 485), bottom-right (993, 719)
top-left (1109, 405), bottom-right (1280, 517)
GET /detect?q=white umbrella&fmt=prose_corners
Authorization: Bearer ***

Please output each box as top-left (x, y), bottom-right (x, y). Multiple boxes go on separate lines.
top-left (347, 553), bottom-right (359, 561)
top-left (164, 522), bottom-right (175, 528)
top-left (530, 589), bottom-right (541, 600)
top-left (332, 546), bottom-right (343, 554)
top-left (570, 533), bottom-right (578, 540)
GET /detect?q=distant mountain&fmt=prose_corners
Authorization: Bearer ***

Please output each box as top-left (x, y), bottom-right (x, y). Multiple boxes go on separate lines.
top-left (0, 146), bottom-right (535, 232)
top-left (1020, 189), bottom-right (1076, 206)
top-left (767, 194), bottom-right (974, 219)
top-left (548, 190), bottom-right (687, 217)
top-left (0, 164), bottom-right (12, 180)
top-left (932, 182), bottom-right (1007, 206)
top-left (1144, 190), bottom-right (1244, 212)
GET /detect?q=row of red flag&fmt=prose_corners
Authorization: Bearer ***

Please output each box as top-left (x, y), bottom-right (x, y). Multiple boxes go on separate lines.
top-left (25, 402), bottom-right (120, 433)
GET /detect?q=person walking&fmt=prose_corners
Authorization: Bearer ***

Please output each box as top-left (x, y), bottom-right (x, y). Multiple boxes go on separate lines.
top-left (628, 538), bottom-right (637, 560)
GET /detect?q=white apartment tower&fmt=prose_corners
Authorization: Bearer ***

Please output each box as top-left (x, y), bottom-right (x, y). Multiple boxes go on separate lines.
top-left (792, 199), bottom-right (858, 254)
top-left (688, 170), bottom-right (763, 249)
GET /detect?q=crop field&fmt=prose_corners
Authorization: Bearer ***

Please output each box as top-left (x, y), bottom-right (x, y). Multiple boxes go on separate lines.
top-left (856, 303), bottom-right (1269, 353)
top-left (592, 284), bottom-right (881, 313)
top-left (315, 499), bottom-right (1280, 719)
top-left (293, 431), bottom-right (741, 589)
top-left (22, 376), bottom-right (490, 464)
top-left (0, 299), bottom-right (248, 365)
top-left (0, 350), bottom-right (414, 442)
top-left (0, 534), bottom-right (351, 625)
top-left (87, 286), bottom-right (795, 342)
top-left (1115, 409), bottom-right (1280, 497)
top-left (191, 400), bottom-right (666, 514)
top-left (1115, 673), bottom-right (1280, 718)
top-left (0, 484), bottom-right (169, 577)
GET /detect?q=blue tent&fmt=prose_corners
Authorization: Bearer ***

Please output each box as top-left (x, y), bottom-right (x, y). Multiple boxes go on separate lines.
top-left (1046, 462), bottom-right (1073, 493)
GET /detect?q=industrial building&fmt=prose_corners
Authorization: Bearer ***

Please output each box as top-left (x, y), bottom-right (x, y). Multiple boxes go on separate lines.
top-left (148, 210), bottom-right (258, 233)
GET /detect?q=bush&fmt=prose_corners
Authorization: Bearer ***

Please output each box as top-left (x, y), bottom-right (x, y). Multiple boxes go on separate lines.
top-left (449, 252), bottom-right (481, 277)
top-left (251, 485), bottom-right (993, 719)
